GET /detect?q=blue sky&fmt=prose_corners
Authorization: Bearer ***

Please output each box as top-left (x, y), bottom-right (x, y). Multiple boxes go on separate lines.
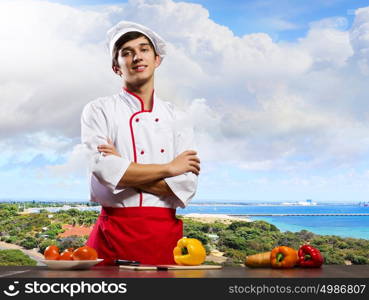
top-left (42, 0), bottom-right (369, 40)
top-left (1, 0), bottom-right (369, 203)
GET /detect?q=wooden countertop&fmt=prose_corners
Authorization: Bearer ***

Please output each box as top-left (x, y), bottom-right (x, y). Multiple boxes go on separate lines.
top-left (0, 265), bottom-right (368, 278)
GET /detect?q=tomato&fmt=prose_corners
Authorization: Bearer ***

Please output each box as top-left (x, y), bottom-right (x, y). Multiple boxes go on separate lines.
top-left (72, 246), bottom-right (98, 260)
top-left (44, 245), bottom-right (60, 260)
top-left (59, 249), bottom-right (74, 260)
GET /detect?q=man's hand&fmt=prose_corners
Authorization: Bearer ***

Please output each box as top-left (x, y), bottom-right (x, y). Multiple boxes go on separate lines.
top-left (167, 150), bottom-right (200, 176)
top-left (97, 139), bottom-right (121, 157)
top-left (135, 179), bottom-right (175, 197)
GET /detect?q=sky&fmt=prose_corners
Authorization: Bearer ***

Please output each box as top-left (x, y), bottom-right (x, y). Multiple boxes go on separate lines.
top-left (1, 0), bottom-right (369, 203)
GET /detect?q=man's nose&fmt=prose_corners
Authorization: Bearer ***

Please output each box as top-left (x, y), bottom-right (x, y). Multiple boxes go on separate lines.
top-left (133, 52), bottom-right (143, 62)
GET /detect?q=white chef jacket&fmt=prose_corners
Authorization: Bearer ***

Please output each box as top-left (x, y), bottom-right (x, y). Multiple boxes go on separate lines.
top-left (81, 88), bottom-right (198, 209)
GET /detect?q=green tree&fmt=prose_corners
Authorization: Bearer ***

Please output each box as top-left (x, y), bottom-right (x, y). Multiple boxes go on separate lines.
top-left (20, 236), bottom-right (38, 249)
top-left (39, 239), bottom-right (58, 254)
top-left (0, 204), bottom-right (19, 218)
top-left (43, 223), bottom-right (64, 239)
top-left (57, 236), bottom-right (87, 251)
top-left (185, 231), bottom-right (210, 245)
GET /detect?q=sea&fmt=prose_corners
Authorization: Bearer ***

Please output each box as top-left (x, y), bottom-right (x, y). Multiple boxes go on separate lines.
top-left (180, 204), bottom-right (369, 240)
top-left (4, 200), bottom-right (369, 240)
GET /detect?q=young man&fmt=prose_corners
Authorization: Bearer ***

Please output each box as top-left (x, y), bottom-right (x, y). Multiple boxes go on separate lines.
top-left (81, 21), bottom-right (200, 265)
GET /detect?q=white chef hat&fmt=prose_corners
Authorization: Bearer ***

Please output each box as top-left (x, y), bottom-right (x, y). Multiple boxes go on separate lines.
top-left (106, 21), bottom-right (166, 61)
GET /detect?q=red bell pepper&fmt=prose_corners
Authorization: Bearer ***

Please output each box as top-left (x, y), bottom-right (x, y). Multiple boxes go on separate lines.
top-left (298, 244), bottom-right (324, 267)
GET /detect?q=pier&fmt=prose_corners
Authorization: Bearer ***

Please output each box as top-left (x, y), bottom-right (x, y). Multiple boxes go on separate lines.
top-left (228, 213), bottom-right (369, 216)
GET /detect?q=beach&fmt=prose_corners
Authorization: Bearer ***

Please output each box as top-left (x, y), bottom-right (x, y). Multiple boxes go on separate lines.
top-left (180, 213), bottom-right (250, 224)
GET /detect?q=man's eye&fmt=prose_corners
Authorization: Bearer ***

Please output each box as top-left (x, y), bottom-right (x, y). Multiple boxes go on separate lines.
top-left (122, 52), bottom-right (131, 56)
top-left (141, 48), bottom-right (149, 52)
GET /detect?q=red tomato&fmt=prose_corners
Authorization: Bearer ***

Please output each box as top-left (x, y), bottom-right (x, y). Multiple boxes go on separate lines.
top-left (59, 249), bottom-right (74, 260)
top-left (44, 245), bottom-right (60, 260)
top-left (72, 246), bottom-right (98, 260)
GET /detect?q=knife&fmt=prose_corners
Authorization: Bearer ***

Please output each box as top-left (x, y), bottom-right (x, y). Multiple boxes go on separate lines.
top-left (114, 259), bottom-right (141, 266)
top-left (115, 260), bottom-right (169, 270)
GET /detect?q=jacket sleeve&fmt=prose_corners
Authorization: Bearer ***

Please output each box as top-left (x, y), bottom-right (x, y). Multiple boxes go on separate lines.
top-left (81, 101), bottom-right (131, 194)
top-left (164, 108), bottom-right (198, 208)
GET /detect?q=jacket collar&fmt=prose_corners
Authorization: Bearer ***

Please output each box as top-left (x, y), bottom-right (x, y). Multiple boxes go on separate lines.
top-left (120, 87), bottom-right (155, 112)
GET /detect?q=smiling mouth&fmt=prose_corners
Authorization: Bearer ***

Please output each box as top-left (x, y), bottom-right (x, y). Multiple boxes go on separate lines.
top-left (132, 65), bottom-right (147, 71)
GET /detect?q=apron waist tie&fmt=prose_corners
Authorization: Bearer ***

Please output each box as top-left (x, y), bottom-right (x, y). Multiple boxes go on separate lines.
top-left (100, 206), bottom-right (177, 218)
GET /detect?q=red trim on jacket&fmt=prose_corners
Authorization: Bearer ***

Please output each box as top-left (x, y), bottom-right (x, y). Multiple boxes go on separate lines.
top-left (124, 88), bottom-right (154, 112)
top-left (125, 88), bottom-right (155, 207)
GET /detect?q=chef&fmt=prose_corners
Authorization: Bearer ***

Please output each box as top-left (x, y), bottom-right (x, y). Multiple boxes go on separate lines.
top-left (81, 21), bottom-right (200, 266)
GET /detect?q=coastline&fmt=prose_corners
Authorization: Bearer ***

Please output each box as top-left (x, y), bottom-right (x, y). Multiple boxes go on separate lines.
top-left (179, 213), bottom-right (251, 224)
top-left (8, 203), bottom-right (369, 240)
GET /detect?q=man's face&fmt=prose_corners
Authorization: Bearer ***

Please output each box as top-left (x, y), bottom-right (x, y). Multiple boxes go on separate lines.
top-left (115, 36), bottom-right (161, 85)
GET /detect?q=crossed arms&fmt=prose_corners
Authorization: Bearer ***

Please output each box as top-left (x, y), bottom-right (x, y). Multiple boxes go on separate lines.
top-left (97, 140), bottom-right (200, 197)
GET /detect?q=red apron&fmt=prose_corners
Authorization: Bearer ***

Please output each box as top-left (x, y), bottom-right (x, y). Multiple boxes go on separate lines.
top-left (86, 206), bottom-right (183, 266)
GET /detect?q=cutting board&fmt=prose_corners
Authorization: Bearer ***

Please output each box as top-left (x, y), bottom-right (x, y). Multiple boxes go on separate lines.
top-left (119, 264), bottom-right (223, 271)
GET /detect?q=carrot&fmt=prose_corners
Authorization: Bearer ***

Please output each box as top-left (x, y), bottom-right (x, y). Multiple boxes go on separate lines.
top-left (244, 251), bottom-right (271, 268)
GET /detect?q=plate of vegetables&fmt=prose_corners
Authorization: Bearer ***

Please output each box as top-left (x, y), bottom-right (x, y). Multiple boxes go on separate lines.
top-left (42, 245), bottom-right (103, 270)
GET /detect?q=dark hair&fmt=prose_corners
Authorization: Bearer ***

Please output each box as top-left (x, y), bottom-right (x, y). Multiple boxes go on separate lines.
top-left (112, 31), bottom-right (157, 68)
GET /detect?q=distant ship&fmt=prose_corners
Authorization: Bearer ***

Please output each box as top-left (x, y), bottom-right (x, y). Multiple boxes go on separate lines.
top-left (281, 199), bottom-right (317, 206)
top-left (359, 202), bottom-right (369, 207)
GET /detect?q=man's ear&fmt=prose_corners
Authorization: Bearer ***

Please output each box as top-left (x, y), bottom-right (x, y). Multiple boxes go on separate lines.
top-left (155, 55), bottom-right (162, 68)
top-left (112, 66), bottom-right (122, 76)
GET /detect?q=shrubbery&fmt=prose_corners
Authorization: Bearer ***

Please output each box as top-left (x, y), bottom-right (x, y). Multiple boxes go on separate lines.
top-left (0, 250), bottom-right (37, 266)
top-left (57, 236), bottom-right (87, 251)
top-left (20, 236), bottom-right (38, 249)
top-left (53, 210), bottom-right (98, 226)
top-left (38, 239), bottom-right (58, 254)
top-left (41, 223), bottom-right (64, 239)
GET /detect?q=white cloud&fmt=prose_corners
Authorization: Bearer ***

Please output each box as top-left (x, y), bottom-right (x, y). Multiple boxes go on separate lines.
top-left (349, 6), bottom-right (369, 75)
top-left (309, 16), bottom-right (349, 30)
top-left (46, 143), bottom-right (89, 179)
top-left (297, 17), bottom-right (353, 68)
top-left (0, 0), bottom-right (119, 140)
top-left (261, 17), bottom-right (299, 31)
top-left (0, 132), bottom-right (73, 167)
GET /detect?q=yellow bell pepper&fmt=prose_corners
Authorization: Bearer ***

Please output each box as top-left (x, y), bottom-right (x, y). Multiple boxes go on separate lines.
top-left (173, 237), bottom-right (206, 265)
